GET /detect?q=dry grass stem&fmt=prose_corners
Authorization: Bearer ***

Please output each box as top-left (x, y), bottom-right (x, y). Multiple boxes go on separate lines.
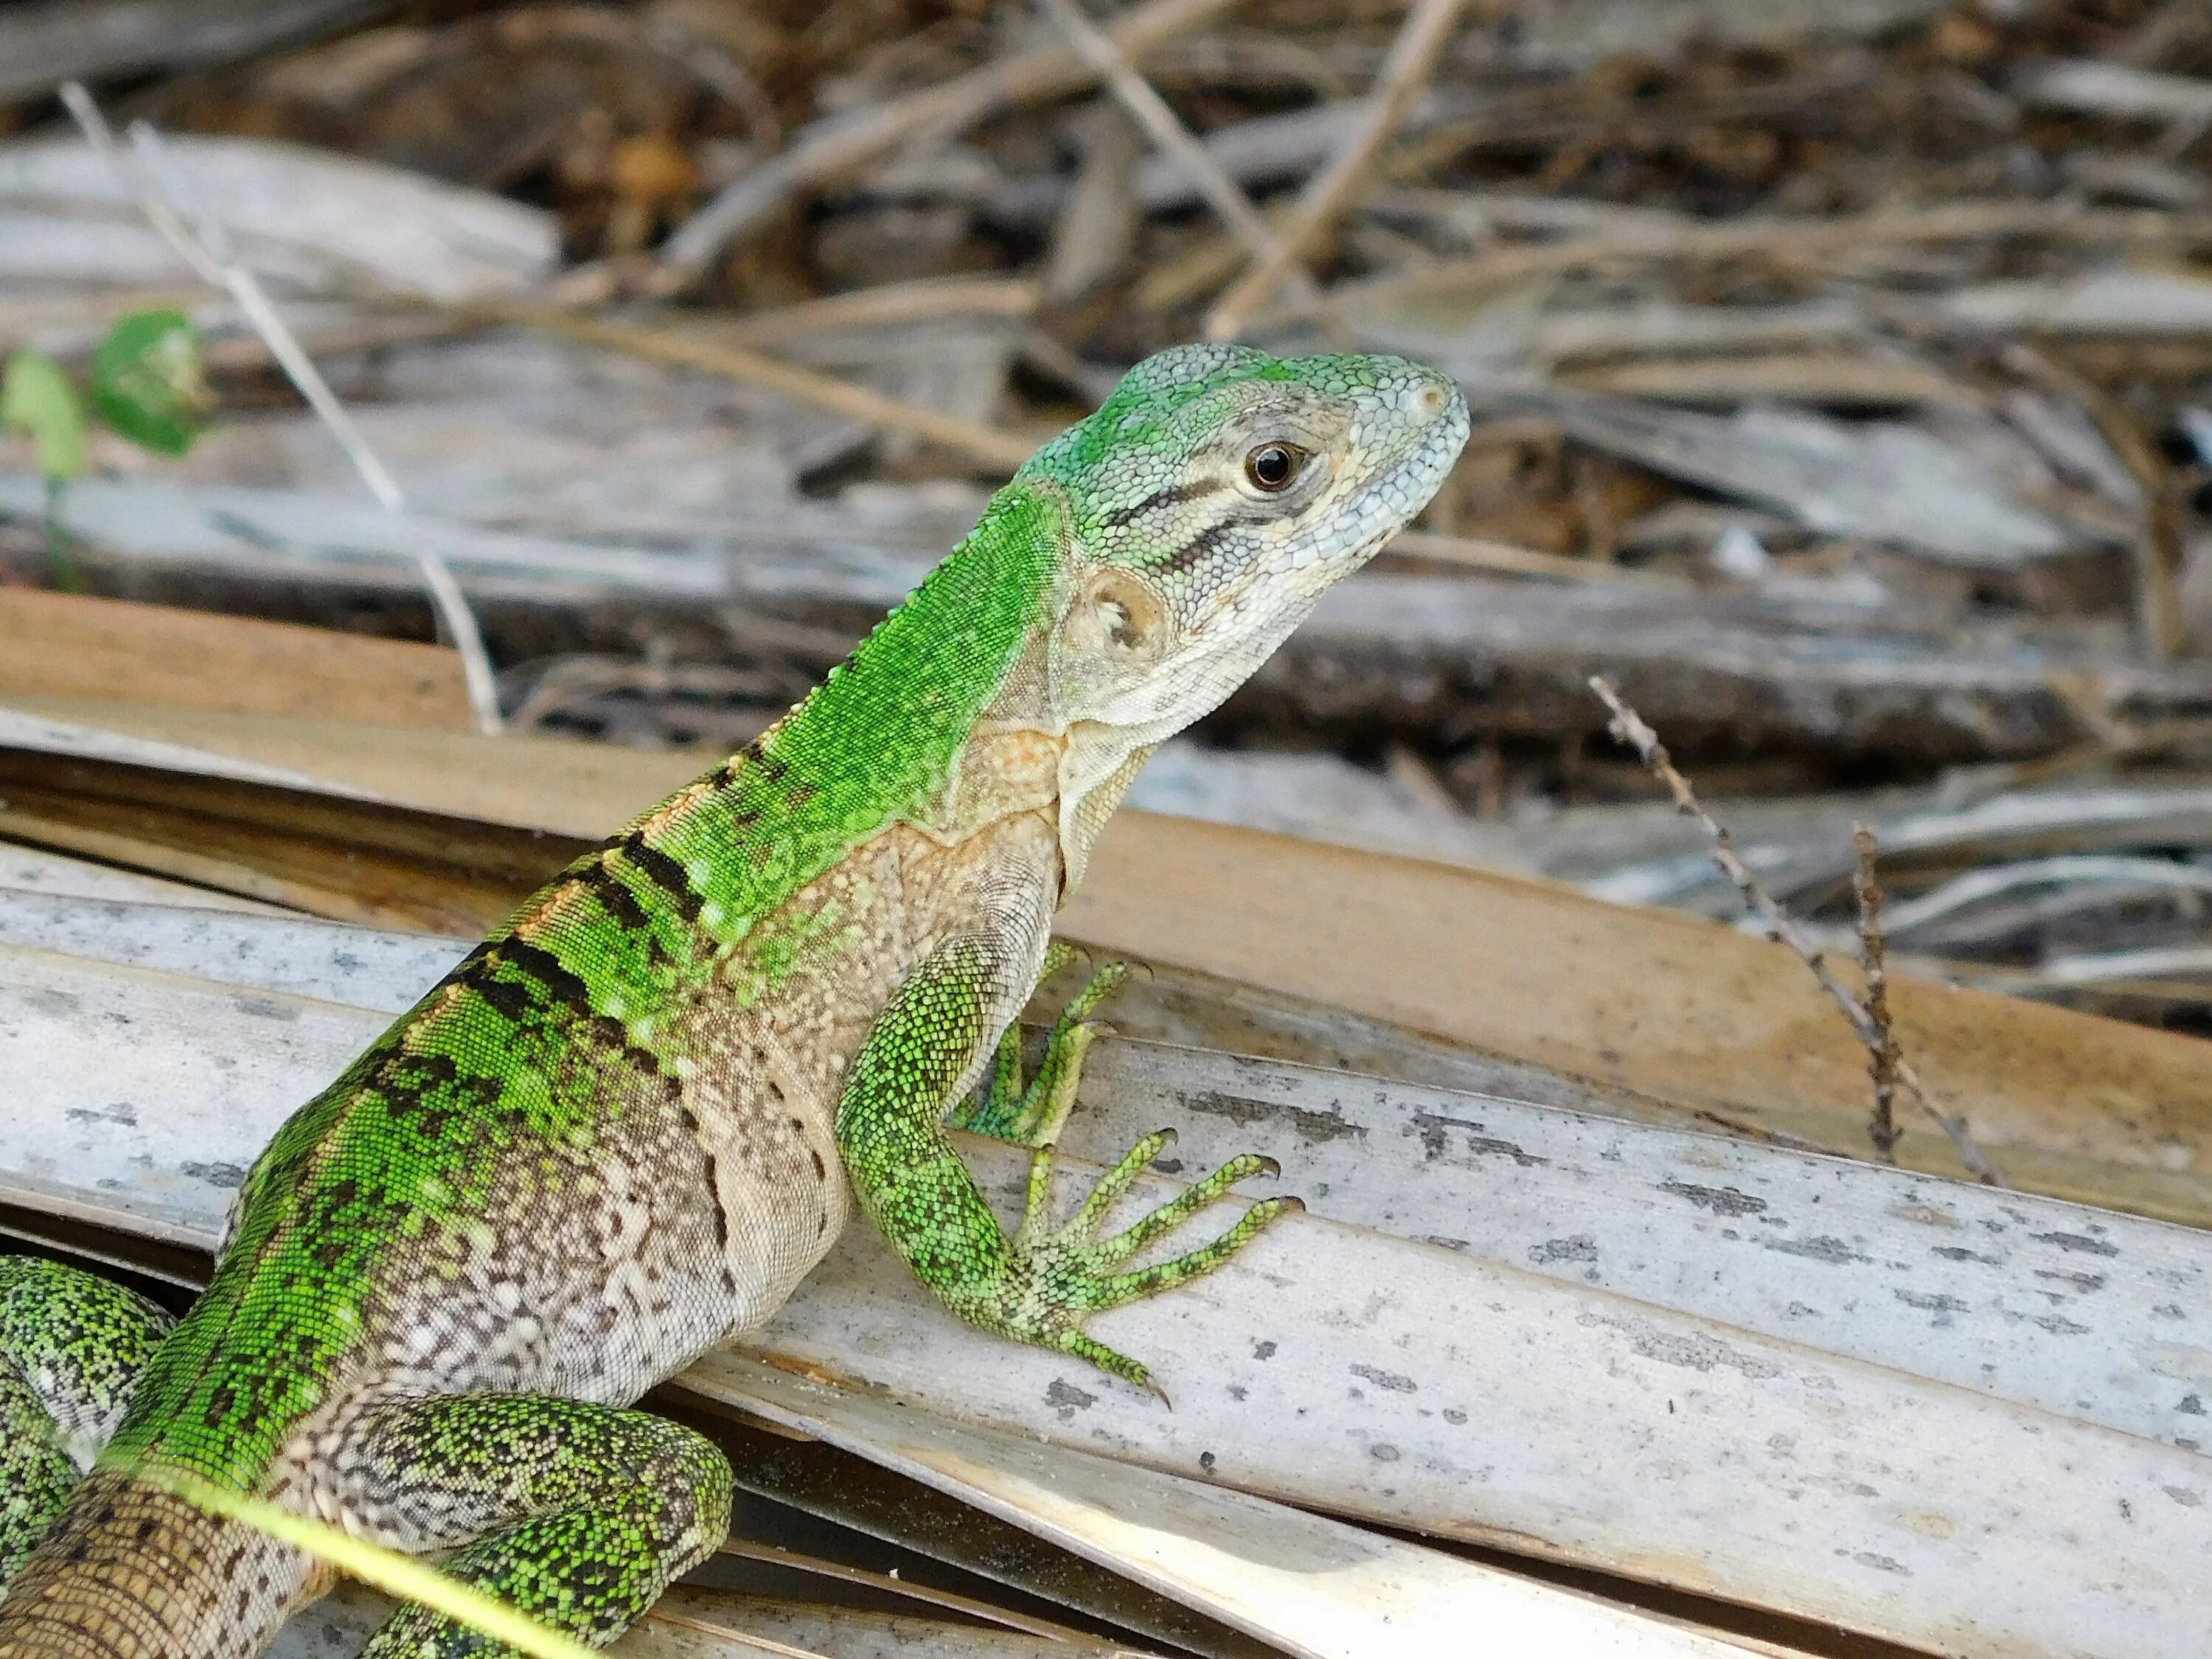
top-left (1205, 0), bottom-right (1471, 339)
top-left (1589, 676), bottom-right (2004, 1186)
top-left (686, 277), bottom-right (1040, 347)
top-left (655, 0), bottom-right (1240, 286)
top-left (1277, 200), bottom-right (2212, 330)
top-left (1388, 530), bottom-right (1692, 587)
top-left (1852, 824), bottom-right (1903, 1164)
top-left (478, 301), bottom-right (1038, 473)
top-left (1034, 0), bottom-right (1304, 289)
top-left (58, 83), bottom-right (504, 735)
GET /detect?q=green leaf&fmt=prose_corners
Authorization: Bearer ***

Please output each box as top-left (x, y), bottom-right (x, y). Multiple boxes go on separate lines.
top-left (1, 351), bottom-right (91, 480)
top-left (91, 308), bottom-right (210, 456)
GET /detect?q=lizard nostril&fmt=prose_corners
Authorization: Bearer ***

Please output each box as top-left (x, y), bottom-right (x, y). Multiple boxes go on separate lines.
top-left (1417, 383), bottom-right (1448, 418)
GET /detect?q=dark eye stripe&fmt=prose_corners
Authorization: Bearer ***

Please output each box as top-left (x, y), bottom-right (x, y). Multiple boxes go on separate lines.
top-left (1159, 520), bottom-right (1235, 575)
top-left (1098, 477), bottom-right (1228, 529)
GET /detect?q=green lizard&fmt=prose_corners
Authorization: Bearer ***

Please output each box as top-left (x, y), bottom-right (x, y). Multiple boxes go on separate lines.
top-left (0, 342), bottom-right (1467, 1658)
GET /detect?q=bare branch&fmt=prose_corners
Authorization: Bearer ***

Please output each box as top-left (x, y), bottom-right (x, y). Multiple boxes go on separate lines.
top-left (1033, 0), bottom-right (1299, 282)
top-left (1205, 0), bottom-right (1470, 339)
top-left (1852, 824), bottom-right (1902, 1164)
top-left (1589, 676), bottom-right (2004, 1186)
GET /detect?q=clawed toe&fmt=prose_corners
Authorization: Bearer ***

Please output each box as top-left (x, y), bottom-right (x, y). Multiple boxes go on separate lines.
top-left (1012, 1138), bottom-right (1302, 1397)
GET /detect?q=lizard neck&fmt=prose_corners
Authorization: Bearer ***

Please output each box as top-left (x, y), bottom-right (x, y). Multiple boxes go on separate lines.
top-left (1058, 727), bottom-right (1155, 893)
top-left (530, 481), bottom-right (1070, 958)
top-left (919, 717), bottom-right (1154, 900)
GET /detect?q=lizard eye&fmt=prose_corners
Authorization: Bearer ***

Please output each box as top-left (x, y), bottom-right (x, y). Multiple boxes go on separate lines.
top-left (1244, 442), bottom-right (1307, 493)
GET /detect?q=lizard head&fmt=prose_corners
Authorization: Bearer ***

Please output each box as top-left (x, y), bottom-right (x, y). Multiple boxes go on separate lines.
top-left (1023, 343), bottom-right (1467, 738)
top-left (1013, 343), bottom-right (1467, 875)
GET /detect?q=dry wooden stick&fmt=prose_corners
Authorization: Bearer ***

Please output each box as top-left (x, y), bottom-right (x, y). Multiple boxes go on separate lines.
top-left (474, 302), bottom-right (1038, 475)
top-left (1589, 677), bottom-right (2005, 1186)
top-left (1851, 824), bottom-right (1903, 1164)
top-left (1204, 0), bottom-right (1470, 339)
top-left (1271, 200), bottom-right (2212, 330)
top-left (1033, 0), bottom-right (1304, 291)
top-left (1388, 530), bottom-right (1691, 588)
top-left (686, 276), bottom-right (1040, 348)
top-left (2000, 341), bottom-right (2182, 662)
top-left (58, 83), bottom-right (504, 735)
top-left (655, 0), bottom-right (1242, 287)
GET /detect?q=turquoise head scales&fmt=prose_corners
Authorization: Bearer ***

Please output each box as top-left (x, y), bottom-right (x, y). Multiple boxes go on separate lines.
top-left (1017, 343), bottom-right (1469, 741)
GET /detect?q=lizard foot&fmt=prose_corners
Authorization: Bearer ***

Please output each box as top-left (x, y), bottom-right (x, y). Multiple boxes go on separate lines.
top-left (0, 1256), bottom-right (173, 1585)
top-left (953, 945), bottom-right (1131, 1147)
top-left (348, 1394), bottom-right (731, 1658)
top-left (1009, 1130), bottom-right (1302, 1402)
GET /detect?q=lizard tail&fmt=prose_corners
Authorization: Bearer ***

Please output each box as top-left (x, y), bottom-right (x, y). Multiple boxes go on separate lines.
top-left (0, 1469), bottom-right (305, 1658)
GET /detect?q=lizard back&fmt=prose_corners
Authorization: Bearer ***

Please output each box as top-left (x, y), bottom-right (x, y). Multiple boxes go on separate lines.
top-left (0, 488), bottom-right (1066, 1657)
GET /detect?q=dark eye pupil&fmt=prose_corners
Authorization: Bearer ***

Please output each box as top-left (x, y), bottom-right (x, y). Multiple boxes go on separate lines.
top-left (1249, 445), bottom-right (1296, 489)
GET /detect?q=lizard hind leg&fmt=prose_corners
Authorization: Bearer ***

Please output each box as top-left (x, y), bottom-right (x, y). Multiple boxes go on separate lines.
top-left (337, 1394), bottom-right (731, 1657)
top-left (0, 1256), bottom-right (175, 1585)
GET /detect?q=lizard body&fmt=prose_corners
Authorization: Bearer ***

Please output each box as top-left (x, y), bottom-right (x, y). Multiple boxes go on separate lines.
top-left (0, 344), bottom-right (1467, 1657)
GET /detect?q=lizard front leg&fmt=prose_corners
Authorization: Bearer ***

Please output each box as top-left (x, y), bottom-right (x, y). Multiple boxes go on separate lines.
top-left (952, 943), bottom-right (1130, 1149)
top-left (331, 1394), bottom-right (730, 1657)
top-left (0, 1257), bottom-right (173, 1585)
top-left (835, 934), bottom-right (1298, 1398)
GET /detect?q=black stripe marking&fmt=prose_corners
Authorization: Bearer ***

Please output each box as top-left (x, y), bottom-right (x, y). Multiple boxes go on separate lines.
top-left (739, 737), bottom-right (790, 782)
top-left (619, 832), bottom-right (705, 922)
top-left (1099, 478), bottom-right (1227, 528)
top-left (600, 1015), bottom-right (680, 1089)
top-left (577, 860), bottom-right (652, 932)
top-left (465, 961), bottom-right (539, 1026)
top-left (445, 936), bottom-right (498, 984)
top-left (489, 939), bottom-right (597, 1023)
top-left (1161, 520), bottom-right (1235, 574)
top-left (703, 1154), bottom-right (730, 1248)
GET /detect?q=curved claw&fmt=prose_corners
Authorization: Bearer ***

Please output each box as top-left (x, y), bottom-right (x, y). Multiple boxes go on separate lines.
top-left (1057, 1328), bottom-right (1166, 1405)
top-left (1091, 1149), bottom-right (1284, 1268)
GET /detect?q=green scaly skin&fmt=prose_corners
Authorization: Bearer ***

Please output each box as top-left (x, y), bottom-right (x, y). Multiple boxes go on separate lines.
top-left (0, 344), bottom-right (1468, 1658)
top-left (0, 1262), bottom-right (173, 1583)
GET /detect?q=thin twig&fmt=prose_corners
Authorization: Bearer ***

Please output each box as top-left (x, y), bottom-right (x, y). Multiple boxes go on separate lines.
top-left (687, 276), bottom-right (1040, 348)
top-left (471, 300), bottom-right (1039, 475)
top-left (1588, 677), bottom-right (2004, 1186)
top-left (1388, 530), bottom-right (1692, 588)
top-left (2000, 341), bottom-right (2181, 661)
top-left (57, 83), bottom-right (504, 735)
top-left (1204, 0), bottom-right (1470, 339)
top-left (654, 0), bottom-right (1240, 288)
top-left (1033, 0), bottom-right (1301, 286)
top-left (1268, 199), bottom-right (2212, 330)
top-left (1852, 824), bottom-right (1903, 1165)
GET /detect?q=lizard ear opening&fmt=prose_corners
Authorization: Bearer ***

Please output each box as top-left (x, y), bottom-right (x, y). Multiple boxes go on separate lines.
top-left (1066, 567), bottom-right (1169, 659)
